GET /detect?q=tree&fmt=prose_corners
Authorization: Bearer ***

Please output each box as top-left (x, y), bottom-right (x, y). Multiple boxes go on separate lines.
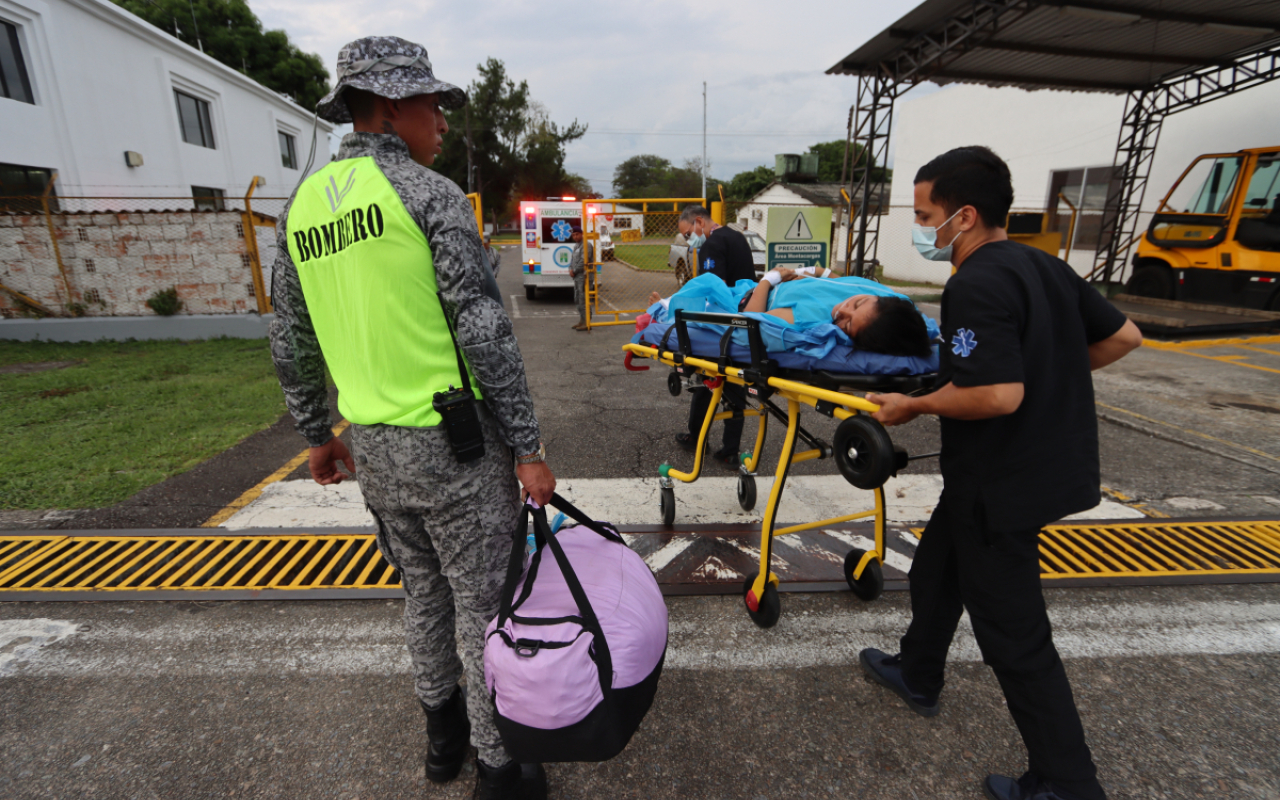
top-left (806, 139), bottom-right (891, 184)
top-left (724, 165), bottom-right (775, 200)
top-left (435, 59), bottom-right (585, 222)
top-left (612, 155), bottom-right (673, 198)
top-left (113, 0), bottom-right (329, 110)
top-left (611, 155), bottom-right (714, 200)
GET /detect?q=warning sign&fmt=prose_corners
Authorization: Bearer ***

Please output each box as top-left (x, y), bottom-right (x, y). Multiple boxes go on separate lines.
top-left (784, 211), bottom-right (813, 240)
top-left (766, 207), bottom-right (832, 271)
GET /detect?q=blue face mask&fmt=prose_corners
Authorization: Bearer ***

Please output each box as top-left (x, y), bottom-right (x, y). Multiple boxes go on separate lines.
top-left (911, 209), bottom-right (963, 262)
top-left (686, 225), bottom-right (705, 250)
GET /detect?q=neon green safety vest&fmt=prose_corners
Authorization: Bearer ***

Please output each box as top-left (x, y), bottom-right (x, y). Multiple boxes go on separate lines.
top-left (286, 157), bottom-right (480, 428)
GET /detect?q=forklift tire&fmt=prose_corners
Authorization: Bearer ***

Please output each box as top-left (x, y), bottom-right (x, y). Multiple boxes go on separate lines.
top-left (525, 285), bottom-right (537, 301)
top-left (1127, 264), bottom-right (1174, 300)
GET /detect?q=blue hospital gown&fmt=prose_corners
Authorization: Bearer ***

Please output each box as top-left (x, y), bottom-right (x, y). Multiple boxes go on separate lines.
top-left (647, 273), bottom-right (940, 363)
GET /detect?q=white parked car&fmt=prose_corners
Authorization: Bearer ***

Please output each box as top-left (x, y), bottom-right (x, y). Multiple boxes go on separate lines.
top-left (598, 228), bottom-right (615, 261)
top-left (667, 229), bottom-right (768, 286)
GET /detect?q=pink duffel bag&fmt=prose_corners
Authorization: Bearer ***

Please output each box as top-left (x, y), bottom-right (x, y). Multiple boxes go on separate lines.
top-left (484, 495), bottom-right (667, 762)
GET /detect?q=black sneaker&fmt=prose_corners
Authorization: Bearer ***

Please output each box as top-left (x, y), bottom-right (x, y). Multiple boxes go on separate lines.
top-left (859, 648), bottom-right (940, 717)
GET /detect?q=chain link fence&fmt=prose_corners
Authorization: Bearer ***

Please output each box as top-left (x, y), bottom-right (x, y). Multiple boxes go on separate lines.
top-left (0, 194), bottom-right (287, 319)
top-left (585, 199), bottom-right (702, 327)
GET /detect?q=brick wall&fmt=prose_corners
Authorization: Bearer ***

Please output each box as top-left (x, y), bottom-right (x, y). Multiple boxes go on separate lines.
top-left (0, 209), bottom-right (263, 318)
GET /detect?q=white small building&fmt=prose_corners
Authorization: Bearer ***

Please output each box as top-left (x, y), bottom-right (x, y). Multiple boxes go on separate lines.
top-left (879, 81), bottom-right (1280, 285)
top-left (736, 180), bottom-right (888, 266)
top-left (0, 0), bottom-right (332, 207)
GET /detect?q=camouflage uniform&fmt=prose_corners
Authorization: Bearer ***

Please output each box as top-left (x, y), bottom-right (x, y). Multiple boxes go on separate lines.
top-left (270, 39), bottom-right (542, 770)
top-left (569, 241), bottom-right (592, 325)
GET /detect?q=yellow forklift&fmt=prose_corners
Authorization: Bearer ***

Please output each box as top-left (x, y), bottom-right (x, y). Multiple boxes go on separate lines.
top-left (1127, 146), bottom-right (1280, 311)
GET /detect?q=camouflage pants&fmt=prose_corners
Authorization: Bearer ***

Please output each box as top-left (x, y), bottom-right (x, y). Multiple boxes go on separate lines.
top-left (573, 273), bottom-right (586, 323)
top-left (351, 410), bottom-right (520, 768)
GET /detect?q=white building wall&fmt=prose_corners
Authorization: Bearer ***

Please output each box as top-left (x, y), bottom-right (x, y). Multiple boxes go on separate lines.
top-left (881, 81), bottom-right (1280, 284)
top-left (0, 0), bottom-right (331, 202)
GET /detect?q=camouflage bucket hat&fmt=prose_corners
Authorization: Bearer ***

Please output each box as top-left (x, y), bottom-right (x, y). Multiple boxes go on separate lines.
top-left (314, 36), bottom-right (467, 123)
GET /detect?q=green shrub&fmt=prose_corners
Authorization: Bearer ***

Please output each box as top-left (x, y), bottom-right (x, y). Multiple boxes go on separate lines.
top-left (146, 287), bottom-right (183, 316)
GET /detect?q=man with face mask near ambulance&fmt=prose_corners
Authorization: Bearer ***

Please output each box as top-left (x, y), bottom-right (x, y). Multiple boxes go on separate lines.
top-left (858, 147), bottom-right (1141, 800)
top-left (269, 36), bottom-right (554, 800)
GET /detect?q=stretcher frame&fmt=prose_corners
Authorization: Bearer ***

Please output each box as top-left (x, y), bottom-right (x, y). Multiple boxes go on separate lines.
top-left (623, 309), bottom-right (936, 627)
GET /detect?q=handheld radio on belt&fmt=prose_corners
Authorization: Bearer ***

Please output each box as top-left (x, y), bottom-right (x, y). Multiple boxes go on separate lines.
top-left (432, 291), bottom-right (486, 463)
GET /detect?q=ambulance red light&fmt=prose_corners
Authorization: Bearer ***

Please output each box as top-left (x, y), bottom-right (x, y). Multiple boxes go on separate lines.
top-left (562, 196), bottom-right (576, 201)
top-left (587, 205), bottom-right (598, 215)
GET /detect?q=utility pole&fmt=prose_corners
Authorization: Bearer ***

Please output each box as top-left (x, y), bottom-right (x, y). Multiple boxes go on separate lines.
top-left (701, 81), bottom-right (707, 202)
top-left (465, 104), bottom-right (475, 194)
top-left (187, 0), bottom-right (204, 52)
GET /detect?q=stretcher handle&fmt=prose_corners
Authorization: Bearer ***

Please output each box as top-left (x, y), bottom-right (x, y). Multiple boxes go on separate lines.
top-left (673, 309), bottom-right (772, 380)
top-left (623, 351), bottom-right (649, 371)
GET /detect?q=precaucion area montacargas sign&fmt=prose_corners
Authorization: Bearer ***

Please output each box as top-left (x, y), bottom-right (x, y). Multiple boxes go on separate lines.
top-left (765, 207), bottom-right (831, 271)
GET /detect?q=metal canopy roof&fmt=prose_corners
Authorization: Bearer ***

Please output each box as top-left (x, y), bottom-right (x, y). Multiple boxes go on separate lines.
top-left (827, 0), bottom-right (1280, 93)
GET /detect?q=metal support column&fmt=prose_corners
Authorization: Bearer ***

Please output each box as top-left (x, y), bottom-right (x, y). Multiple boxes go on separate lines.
top-left (1093, 42), bottom-right (1280, 286)
top-left (847, 74), bottom-right (898, 279)
top-left (1094, 90), bottom-right (1163, 286)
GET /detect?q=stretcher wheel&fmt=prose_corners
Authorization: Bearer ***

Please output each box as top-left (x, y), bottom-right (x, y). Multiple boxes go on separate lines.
top-left (844, 548), bottom-right (884, 602)
top-left (667, 372), bottom-right (682, 397)
top-left (737, 473), bottom-right (757, 511)
top-left (742, 571), bottom-right (780, 628)
top-left (660, 486), bottom-right (675, 526)
top-left (833, 415), bottom-right (895, 490)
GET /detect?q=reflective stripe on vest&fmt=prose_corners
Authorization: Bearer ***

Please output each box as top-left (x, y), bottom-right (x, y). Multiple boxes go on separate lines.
top-left (286, 157), bottom-right (480, 428)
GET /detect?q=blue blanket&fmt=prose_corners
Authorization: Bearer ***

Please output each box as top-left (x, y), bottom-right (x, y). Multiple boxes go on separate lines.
top-left (631, 273), bottom-right (940, 376)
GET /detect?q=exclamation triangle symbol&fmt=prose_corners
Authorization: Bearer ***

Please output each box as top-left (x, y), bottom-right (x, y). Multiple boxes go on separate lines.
top-left (786, 212), bottom-right (813, 240)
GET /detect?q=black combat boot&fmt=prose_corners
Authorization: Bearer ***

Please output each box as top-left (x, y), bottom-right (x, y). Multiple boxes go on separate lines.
top-left (474, 759), bottom-right (548, 800)
top-left (420, 685), bottom-right (470, 783)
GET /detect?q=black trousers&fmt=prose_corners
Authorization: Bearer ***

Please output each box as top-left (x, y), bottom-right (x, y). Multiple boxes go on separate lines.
top-left (899, 495), bottom-right (1105, 800)
top-left (687, 384), bottom-right (745, 454)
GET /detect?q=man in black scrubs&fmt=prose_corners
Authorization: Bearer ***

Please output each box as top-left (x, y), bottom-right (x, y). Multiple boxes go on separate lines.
top-left (860, 147), bottom-right (1141, 800)
top-left (675, 204), bottom-right (758, 466)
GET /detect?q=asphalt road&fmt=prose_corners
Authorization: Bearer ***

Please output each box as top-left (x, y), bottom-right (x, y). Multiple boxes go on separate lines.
top-left (1, 586), bottom-right (1278, 800)
top-left (3, 246), bottom-right (1280, 799)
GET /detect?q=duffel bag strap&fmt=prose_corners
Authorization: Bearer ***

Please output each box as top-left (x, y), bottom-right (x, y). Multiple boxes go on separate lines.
top-left (547, 493), bottom-right (625, 544)
top-left (496, 505), bottom-right (531, 630)
top-left (533, 505), bottom-right (615, 697)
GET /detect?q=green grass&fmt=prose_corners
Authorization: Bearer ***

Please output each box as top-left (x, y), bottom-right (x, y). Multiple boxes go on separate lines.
top-left (0, 338), bottom-right (287, 510)
top-left (614, 243), bottom-right (675, 272)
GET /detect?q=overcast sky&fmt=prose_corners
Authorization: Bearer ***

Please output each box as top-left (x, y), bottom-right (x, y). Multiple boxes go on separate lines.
top-left (252, 0), bottom-right (940, 194)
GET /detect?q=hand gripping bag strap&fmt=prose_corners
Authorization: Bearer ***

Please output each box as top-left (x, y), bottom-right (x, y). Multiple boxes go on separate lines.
top-left (532, 505), bottom-right (615, 697)
top-left (546, 494), bottom-right (625, 544)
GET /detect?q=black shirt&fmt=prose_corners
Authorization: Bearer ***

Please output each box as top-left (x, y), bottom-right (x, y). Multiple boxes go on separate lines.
top-left (697, 226), bottom-right (756, 287)
top-left (937, 240), bottom-right (1128, 533)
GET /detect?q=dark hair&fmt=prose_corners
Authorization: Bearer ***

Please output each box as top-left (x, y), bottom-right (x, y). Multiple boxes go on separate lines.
top-left (343, 88), bottom-right (381, 123)
top-left (855, 296), bottom-right (934, 358)
top-left (914, 146), bottom-right (1013, 229)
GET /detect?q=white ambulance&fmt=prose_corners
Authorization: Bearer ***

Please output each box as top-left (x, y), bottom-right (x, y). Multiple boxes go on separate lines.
top-left (519, 199), bottom-right (598, 300)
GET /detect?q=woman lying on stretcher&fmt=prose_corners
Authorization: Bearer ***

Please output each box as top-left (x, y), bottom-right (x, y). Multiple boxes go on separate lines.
top-left (646, 267), bottom-right (934, 358)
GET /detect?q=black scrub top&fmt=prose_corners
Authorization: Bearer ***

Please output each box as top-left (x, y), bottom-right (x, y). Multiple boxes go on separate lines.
top-left (697, 226), bottom-right (757, 287)
top-left (937, 240), bottom-right (1128, 533)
